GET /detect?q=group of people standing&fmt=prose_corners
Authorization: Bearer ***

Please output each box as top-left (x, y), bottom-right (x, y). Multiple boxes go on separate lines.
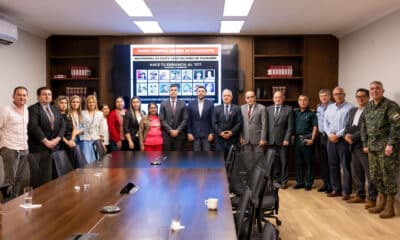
top-left (0, 81), bottom-right (399, 219)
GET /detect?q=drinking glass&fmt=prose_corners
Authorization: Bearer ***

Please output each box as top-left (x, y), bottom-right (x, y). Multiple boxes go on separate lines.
top-left (23, 187), bottom-right (33, 206)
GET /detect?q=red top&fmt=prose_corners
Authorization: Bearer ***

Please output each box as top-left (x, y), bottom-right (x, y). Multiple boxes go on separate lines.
top-left (144, 115), bottom-right (163, 146)
top-left (107, 109), bottom-right (126, 142)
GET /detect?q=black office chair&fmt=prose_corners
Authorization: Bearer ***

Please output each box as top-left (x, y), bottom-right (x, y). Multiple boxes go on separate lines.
top-left (93, 139), bottom-right (106, 161)
top-left (72, 145), bottom-right (88, 168)
top-left (256, 148), bottom-right (281, 229)
top-left (52, 150), bottom-right (74, 177)
top-left (234, 186), bottom-right (253, 240)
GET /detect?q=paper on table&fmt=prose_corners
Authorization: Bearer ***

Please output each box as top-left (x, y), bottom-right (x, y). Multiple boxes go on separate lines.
top-left (19, 204), bottom-right (42, 209)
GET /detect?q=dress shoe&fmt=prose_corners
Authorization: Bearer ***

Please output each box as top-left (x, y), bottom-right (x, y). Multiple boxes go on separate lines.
top-left (281, 183), bottom-right (288, 189)
top-left (347, 196), bottom-right (365, 203)
top-left (327, 191), bottom-right (342, 197)
top-left (325, 188), bottom-right (333, 194)
top-left (342, 194), bottom-right (351, 201)
top-left (304, 186), bottom-right (312, 191)
top-left (293, 184), bottom-right (305, 189)
top-left (364, 199), bottom-right (376, 209)
top-left (318, 185), bottom-right (327, 192)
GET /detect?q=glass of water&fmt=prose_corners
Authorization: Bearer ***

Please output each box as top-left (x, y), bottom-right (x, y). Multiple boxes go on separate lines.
top-left (23, 187), bottom-right (33, 206)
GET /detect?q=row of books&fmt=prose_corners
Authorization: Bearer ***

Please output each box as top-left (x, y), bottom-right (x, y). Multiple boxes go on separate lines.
top-left (255, 86), bottom-right (287, 99)
top-left (65, 87), bottom-right (88, 100)
top-left (266, 65), bottom-right (293, 77)
top-left (71, 66), bottom-right (92, 79)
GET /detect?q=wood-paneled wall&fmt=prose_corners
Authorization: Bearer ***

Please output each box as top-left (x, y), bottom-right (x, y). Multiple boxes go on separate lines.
top-left (98, 36), bottom-right (253, 106)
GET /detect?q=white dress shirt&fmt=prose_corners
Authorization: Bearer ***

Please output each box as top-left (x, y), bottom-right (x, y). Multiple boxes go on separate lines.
top-left (0, 104), bottom-right (29, 150)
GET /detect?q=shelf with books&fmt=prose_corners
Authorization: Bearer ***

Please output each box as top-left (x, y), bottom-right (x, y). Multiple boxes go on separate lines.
top-left (47, 36), bottom-right (100, 100)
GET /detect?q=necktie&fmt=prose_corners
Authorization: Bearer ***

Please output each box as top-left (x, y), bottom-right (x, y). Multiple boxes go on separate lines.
top-left (46, 106), bottom-right (54, 130)
top-left (248, 105), bottom-right (252, 119)
top-left (171, 101), bottom-right (176, 114)
top-left (274, 106), bottom-right (280, 117)
top-left (224, 105), bottom-right (229, 120)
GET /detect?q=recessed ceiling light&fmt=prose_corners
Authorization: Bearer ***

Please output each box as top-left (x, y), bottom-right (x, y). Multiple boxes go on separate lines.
top-left (220, 21), bottom-right (244, 33)
top-left (134, 21), bottom-right (163, 33)
top-left (115, 0), bottom-right (153, 17)
top-left (223, 0), bottom-right (254, 16)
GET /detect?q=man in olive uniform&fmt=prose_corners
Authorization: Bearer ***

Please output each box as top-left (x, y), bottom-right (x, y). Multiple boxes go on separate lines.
top-left (361, 81), bottom-right (400, 218)
top-left (293, 95), bottom-right (318, 191)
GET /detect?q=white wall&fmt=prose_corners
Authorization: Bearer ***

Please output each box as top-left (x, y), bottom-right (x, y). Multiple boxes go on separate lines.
top-left (339, 9), bottom-right (400, 105)
top-left (0, 29), bottom-right (46, 106)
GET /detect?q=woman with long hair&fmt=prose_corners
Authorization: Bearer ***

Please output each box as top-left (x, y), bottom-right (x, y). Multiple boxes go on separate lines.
top-left (138, 102), bottom-right (163, 152)
top-left (123, 97), bottom-right (145, 151)
top-left (81, 95), bottom-right (106, 163)
top-left (107, 96), bottom-right (127, 151)
top-left (99, 103), bottom-right (110, 152)
top-left (69, 95), bottom-right (84, 144)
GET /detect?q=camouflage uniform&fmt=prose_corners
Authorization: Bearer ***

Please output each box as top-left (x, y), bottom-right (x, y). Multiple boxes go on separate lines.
top-left (361, 97), bottom-right (400, 195)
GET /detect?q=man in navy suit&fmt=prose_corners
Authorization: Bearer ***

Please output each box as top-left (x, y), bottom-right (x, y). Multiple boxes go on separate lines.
top-left (187, 86), bottom-right (214, 151)
top-left (159, 84), bottom-right (188, 151)
top-left (212, 89), bottom-right (242, 156)
top-left (28, 87), bottom-right (65, 186)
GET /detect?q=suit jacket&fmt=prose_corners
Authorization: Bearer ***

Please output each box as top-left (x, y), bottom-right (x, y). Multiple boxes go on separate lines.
top-left (123, 111), bottom-right (144, 140)
top-left (266, 104), bottom-right (293, 145)
top-left (28, 102), bottom-right (65, 153)
top-left (212, 104), bottom-right (242, 144)
top-left (344, 107), bottom-right (363, 145)
top-left (187, 99), bottom-right (214, 138)
top-left (159, 99), bottom-right (188, 138)
top-left (240, 103), bottom-right (267, 144)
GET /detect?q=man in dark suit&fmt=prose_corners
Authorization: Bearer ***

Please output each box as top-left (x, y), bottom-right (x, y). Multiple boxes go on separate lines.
top-left (187, 86), bottom-right (214, 151)
top-left (344, 88), bottom-right (377, 208)
top-left (159, 84), bottom-right (188, 151)
top-left (212, 89), bottom-right (242, 156)
top-left (266, 91), bottom-right (293, 189)
top-left (28, 87), bottom-right (65, 187)
top-left (240, 90), bottom-right (267, 152)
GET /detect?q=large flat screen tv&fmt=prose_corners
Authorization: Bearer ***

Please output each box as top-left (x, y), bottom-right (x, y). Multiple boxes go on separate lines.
top-left (112, 43), bottom-right (238, 108)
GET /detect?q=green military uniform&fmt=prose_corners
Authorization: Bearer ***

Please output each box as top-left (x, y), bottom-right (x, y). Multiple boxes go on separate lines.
top-left (361, 97), bottom-right (400, 195)
top-left (294, 108), bottom-right (318, 188)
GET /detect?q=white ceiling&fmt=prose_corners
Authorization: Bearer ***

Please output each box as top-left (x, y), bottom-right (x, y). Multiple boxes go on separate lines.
top-left (0, 0), bottom-right (400, 38)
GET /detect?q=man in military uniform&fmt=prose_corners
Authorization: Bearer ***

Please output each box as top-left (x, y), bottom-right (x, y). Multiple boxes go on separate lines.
top-left (293, 95), bottom-right (318, 191)
top-left (361, 81), bottom-right (400, 218)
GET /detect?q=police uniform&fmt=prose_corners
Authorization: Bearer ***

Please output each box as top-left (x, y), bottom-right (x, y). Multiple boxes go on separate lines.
top-left (361, 97), bottom-right (400, 196)
top-left (294, 108), bottom-right (318, 189)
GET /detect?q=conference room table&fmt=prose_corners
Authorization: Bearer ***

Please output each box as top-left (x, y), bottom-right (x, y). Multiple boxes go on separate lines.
top-left (0, 151), bottom-right (236, 240)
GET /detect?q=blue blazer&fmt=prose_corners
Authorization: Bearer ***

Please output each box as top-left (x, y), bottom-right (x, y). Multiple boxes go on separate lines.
top-left (187, 99), bottom-right (214, 138)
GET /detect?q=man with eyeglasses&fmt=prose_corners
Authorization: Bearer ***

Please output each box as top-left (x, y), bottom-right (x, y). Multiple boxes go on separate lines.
top-left (323, 87), bottom-right (353, 200)
top-left (344, 88), bottom-right (377, 209)
top-left (361, 81), bottom-right (400, 218)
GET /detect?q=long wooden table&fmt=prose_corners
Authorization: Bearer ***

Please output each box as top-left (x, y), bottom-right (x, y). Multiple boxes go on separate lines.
top-left (1, 152), bottom-right (236, 240)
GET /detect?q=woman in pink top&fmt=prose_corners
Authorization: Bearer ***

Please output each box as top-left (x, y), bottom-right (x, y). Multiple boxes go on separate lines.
top-left (138, 102), bottom-right (163, 151)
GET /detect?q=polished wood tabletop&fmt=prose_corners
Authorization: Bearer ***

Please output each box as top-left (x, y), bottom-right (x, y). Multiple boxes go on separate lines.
top-left (1, 152), bottom-right (236, 240)
top-left (91, 151), bottom-right (225, 169)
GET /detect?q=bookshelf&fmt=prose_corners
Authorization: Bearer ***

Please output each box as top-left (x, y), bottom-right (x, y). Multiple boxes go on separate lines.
top-left (47, 36), bottom-right (100, 100)
top-left (253, 35), bottom-right (338, 108)
top-left (253, 36), bottom-right (304, 106)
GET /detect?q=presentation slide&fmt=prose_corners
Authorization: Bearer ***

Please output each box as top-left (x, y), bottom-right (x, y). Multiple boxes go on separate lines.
top-left (130, 44), bottom-right (222, 104)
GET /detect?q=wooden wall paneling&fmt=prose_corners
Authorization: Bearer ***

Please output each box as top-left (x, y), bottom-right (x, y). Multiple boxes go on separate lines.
top-left (304, 35), bottom-right (338, 108)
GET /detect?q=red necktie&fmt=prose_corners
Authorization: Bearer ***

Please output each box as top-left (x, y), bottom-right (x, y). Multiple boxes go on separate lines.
top-left (248, 105), bottom-right (252, 119)
top-left (171, 101), bottom-right (176, 114)
top-left (46, 106), bottom-right (54, 130)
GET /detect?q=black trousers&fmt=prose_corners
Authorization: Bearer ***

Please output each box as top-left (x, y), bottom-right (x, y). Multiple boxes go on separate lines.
top-left (28, 151), bottom-right (53, 188)
top-left (163, 134), bottom-right (185, 151)
top-left (272, 145), bottom-right (288, 185)
top-left (318, 133), bottom-right (331, 188)
top-left (351, 144), bottom-right (377, 200)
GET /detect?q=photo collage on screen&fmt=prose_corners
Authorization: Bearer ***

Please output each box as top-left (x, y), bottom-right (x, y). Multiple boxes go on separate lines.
top-left (136, 69), bottom-right (216, 96)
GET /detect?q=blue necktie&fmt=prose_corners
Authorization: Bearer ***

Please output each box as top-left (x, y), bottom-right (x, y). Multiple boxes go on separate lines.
top-left (224, 105), bottom-right (229, 120)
